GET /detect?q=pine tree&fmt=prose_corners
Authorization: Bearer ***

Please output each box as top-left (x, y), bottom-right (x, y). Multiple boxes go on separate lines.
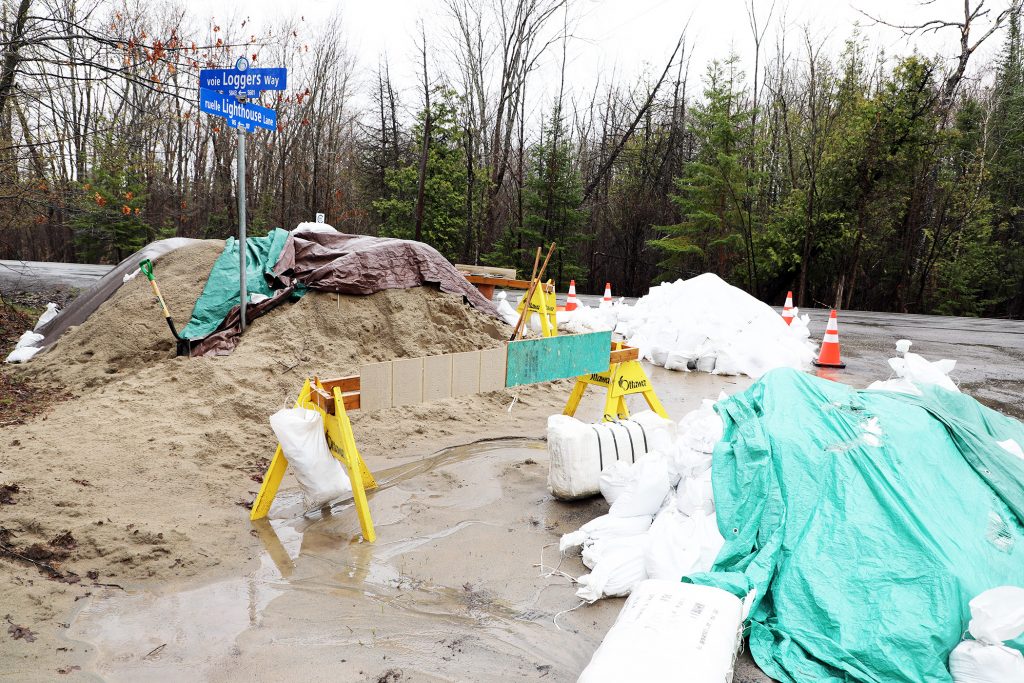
top-left (988, 7), bottom-right (1024, 315)
top-left (491, 105), bottom-right (587, 288)
top-left (652, 56), bottom-right (759, 288)
top-left (374, 90), bottom-right (467, 262)
top-left (70, 131), bottom-right (152, 263)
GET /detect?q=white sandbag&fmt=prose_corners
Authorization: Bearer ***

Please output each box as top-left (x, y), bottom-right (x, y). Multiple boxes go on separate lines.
top-left (868, 351), bottom-right (960, 396)
top-left (676, 468), bottom-right (715, 516)
top-left (575, 534), bottom-right (649, 602)
top-left (967, 586), bottom-right (1024, 644)
top-left (578, 579), bottom-right (748, 682)
top-left (494, 292), bottom-right (520, 326)
top-left (598, 461), bottom-right (635, 505)
top-left (559, 513), bottom-right (654, 555)
top-left (949, 640), bottom-right (1024, 682)
top-left (677, 399), bottom-right (724, 454)
top-left (547, 412), bottom-right (673, 500)
top-left (609, 454), bottom-right (670, 517)
top-left (4, 346), bottom-right (41, 363)
top-left (14, 330), bottom-right (43, 349)
top-left (645, 507), bottom-right (724, 581)
top-left (33, 302), bottom-right (59, 330)
top-left (269, 407), bottom-right (352, 509)
top-left (644, 507), bottom-right (700, 581)
top-left (948, 586), bottom-right (1024, 683)
top-left (997, 439), bottom-right (1024, 460)
top-left (672, 443), bottom-right (712, 480)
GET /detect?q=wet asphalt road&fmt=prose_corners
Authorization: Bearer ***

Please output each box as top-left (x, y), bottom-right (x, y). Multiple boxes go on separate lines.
top-left (551, 290), bottom-right (1024, 418)
top-left (0, 259), bottom-right (112, 293)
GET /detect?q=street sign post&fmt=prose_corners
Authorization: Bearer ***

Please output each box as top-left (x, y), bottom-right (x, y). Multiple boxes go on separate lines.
top-left (199, 67), bottom-right (287, 98)
top-left (198, 57), bottom-right (287, 332)
top-left (199, 88), bottom-right (277, 132)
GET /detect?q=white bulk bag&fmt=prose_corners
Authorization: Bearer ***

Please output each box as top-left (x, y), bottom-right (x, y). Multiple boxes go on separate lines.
top-left (578, 580), bottom-right (748, 682)
top-left (269, 407), bottom-right (352, 509)
top-left (949, 586), bottom-right (1024, 683)
top-left (547, 411), bottom-right (674, 500)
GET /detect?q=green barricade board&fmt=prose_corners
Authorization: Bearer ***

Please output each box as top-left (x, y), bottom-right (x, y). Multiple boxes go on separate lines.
top-left (505, 330), bottom-right (611, 387)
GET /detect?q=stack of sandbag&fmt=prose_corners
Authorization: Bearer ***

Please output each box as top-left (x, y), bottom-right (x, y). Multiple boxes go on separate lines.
top-left (559, 396), bottom-right (727, 603)
top-left (948, 587), bottom-right (1024, 682)
top-left (546, 410), bottom-right (675, 500)
top-left (616, 274), bottom-right (815, 378)
top-left (578, 579), bottom-right (752, 682)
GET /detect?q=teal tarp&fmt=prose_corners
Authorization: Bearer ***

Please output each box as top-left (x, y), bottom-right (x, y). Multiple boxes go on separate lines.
top-left (686, 369), bottom-right (1024, 682)
top-left (179, 228), bottom-right (293, 340)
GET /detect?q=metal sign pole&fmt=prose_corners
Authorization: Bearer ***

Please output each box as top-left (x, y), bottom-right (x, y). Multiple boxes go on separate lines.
top-left (237, 126), bottom-right (247, 332)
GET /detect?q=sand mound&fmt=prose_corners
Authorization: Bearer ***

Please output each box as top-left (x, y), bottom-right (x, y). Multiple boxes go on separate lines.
top-left (28, 240), bottom-right (509, 389)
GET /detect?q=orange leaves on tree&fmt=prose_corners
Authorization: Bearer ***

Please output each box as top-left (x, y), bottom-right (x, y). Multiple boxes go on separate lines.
top-left (121, 205), bottom-right (132, 216)
top-left (94, 193), bottom-right (106, 207)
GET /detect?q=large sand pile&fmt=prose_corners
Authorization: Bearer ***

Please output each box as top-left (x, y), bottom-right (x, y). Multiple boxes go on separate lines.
top-left (0, 240), bottom-right (569, 677)
top-left (28, 240), bottom-right (508, 388)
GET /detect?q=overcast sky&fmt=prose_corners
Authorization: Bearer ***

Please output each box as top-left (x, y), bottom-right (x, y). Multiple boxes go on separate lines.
top-left (185, 0), bottom-right (1009, 116)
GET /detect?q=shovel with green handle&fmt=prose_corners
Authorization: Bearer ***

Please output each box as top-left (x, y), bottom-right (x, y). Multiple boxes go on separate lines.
top-left (139, 259), bottom-right (191, 356)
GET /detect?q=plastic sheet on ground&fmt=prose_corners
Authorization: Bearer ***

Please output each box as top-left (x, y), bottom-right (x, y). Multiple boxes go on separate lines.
top-left (685, 368), bottom-right (1024, 683)
top-left (33, 237), bottom-right (201, 352)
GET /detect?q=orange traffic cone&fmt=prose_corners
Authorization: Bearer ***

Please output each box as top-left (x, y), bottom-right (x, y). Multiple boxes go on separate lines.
top-left (781, 291), bottom-right (794, 326)
top-left (602, 283), bottom-right (612, 303)
top-left (813, 309), bottom-right (845, 368)
top-left (566, 280), bottom-right (579, 311)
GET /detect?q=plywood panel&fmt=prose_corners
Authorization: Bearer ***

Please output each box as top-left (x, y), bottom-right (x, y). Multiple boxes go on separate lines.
top-left (505, 331), bottom-right (612, 387)
top-left (359, 362), bottom-right (392, 411)
top-left (423, 354), bottom-right (454, 402)
top-left (451, 351), bottom-right (481, 397)
top-left (391, 357), bottom-right (424, 407)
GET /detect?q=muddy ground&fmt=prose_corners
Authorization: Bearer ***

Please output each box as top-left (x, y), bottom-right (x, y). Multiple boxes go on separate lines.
top-left (3, 271), bottom-right (1018, 681)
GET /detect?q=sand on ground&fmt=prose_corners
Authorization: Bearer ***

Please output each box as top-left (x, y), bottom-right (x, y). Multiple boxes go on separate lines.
top-left (0, 241), bottom-right (583, 680)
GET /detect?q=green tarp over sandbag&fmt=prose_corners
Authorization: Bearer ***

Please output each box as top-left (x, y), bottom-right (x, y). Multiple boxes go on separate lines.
top-left (685, 368), bottom-right (1024, 682)
top-left (180, 228), bottom-right (292, 340)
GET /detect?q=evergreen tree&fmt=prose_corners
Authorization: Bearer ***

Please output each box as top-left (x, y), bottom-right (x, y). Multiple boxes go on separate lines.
top-left (374, 90), bottom-right (467, 261)
top-left (70, 131), bottom-right (152, 263)
top-left (988, 7), bottom-right (1024, 315)
top-left (490, 105), bottom-right (587, 288)
top-left (652, 56), bottom-right (760, 288)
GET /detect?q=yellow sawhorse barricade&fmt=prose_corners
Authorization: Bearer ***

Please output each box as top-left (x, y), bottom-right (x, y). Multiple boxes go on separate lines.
top-left (516, 279), bottom-right (558, 337)
top-left (250, 376), bottom-right (378, 542)
top-left (563, 343), bottom-right (669, 422)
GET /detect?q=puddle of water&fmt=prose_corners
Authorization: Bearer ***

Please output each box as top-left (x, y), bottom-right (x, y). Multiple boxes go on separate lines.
top-left (67, 439), bottom-right (618, 682)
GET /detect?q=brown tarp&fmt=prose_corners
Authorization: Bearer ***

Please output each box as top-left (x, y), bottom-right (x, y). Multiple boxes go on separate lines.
top-left (189, 229), bottom-right (498, 356)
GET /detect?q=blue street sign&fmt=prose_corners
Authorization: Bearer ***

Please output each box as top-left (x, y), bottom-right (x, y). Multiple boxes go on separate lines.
top-left (199, 67), bottom-right (287, 98)
top-left (199, 88), bottom-right (277, 132)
